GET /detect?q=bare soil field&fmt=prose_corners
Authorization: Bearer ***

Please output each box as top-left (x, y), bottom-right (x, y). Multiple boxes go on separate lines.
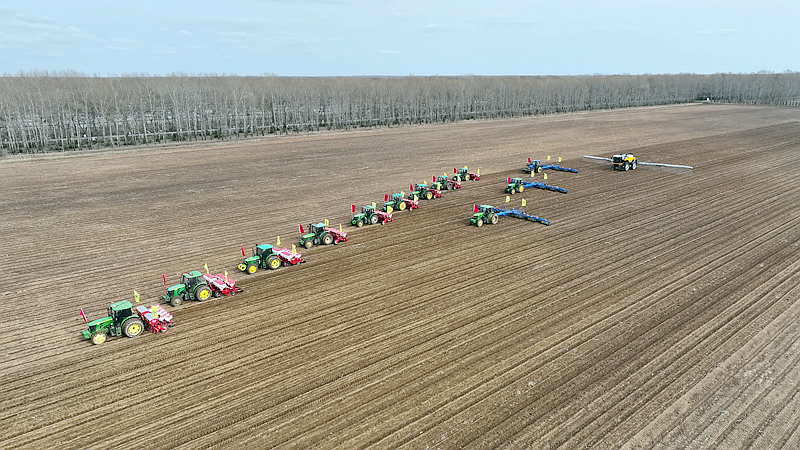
top-left (2, 103), bottom-right (800, 449)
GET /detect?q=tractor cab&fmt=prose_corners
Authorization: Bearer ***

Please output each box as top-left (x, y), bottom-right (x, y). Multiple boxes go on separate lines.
top-left (526, 160), bottom-right (542, 173)
top-left (475, 205), bottom-right (494, 216)
top-left (362, 205), bottom-right (375, 215)
top-left (310, 223), bottom-right (326, 234)
top-left (437, 175), bottom-right (450, 184)
top-left (255, 244), bottom-right (274, 257)
top-left (180, 271), bottom-right (205, 291)
top-left (612, 153), bottom-right (637, 170)
top-left (108, 301), bottom-right (136, 325)
top-left (414, 183), bottom-right (428, 191)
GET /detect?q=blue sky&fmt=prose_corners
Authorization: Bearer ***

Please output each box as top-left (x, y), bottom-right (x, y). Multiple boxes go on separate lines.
top-left (1, 0), bottom-right (797, 76)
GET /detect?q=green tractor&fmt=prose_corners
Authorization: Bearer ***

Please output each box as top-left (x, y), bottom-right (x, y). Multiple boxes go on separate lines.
top-left (470, 205), bottom-right (500, 227)
top-left (351, 205), bottom-right (390, 227)
top-left (505, 178), bottom-right (526, 194)
top-left (384, 193), bottom-right (409, 212)
top-left (410, 183), bottom-right (437, 200)
top-left (161, 270), bottom-right (213, 306)
top-left (82, 301), bottom-right (145, 345)
top-left (299, 222), bottom-right (348, 248)
top-left (239, 244), bottom-right (282, 273)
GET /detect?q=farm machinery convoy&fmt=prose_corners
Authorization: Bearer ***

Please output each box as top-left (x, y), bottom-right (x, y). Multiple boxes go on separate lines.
top-left (80, 161), bottom-right (542, 346)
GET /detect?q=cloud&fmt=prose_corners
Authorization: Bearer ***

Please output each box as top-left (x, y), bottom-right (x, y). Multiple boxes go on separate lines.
top-left (178, 30), bottom-right (192, 36)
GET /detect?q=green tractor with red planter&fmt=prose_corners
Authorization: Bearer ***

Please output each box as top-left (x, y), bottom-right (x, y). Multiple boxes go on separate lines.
top-left (239, 243), bottom-right (306, 273)
top-left (299, 222), bottom-right (348, 248)
top-left (161, 270), bottom-right (213, 306)
top-left (81, 301), bottom-right (145, 345)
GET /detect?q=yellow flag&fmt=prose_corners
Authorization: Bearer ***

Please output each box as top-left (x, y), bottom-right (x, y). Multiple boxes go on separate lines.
top-left (401, 191), bottom-right (405, 197)
top-left (558, 157), bottom-right (562, 163)
top-left (547, 155), bottom-right (551, 161)
top-left (151, 305), bottom-right (158, 318)
top-left (134, 290), bottom-right (140, 303)
top-left (477, 168), bottom-right (480, 175)
top-left (505, 195), bottom-right (510, 203)
top-left (544, 173), bottom-right (548, 180)
top-left (292, 244), bottom-right (297, 253)
top-left (276, 236), bottom-right (281, 246)
top-left (339, 223), bottom-right (343, 232)
top-left (204, 263), bottom-right (209, 274)
top-left (224, 270), bottom-right (228, 283)
top-left (522, 198), bottom-right (527, 207)
top-left (324, 218), bottom-right (329, 226)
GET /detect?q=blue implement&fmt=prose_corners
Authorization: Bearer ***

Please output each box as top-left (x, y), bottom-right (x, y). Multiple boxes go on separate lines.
top-left (521, 181), bottom-right (568, 194)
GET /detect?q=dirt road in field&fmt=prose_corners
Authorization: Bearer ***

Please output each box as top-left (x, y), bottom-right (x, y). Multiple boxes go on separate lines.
top-left (2, 103), bottom-right (800, 448)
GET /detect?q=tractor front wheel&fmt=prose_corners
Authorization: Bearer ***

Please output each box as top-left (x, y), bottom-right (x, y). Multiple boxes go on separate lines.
top-left (247, 263), bottom-right (258, 274)
top-left (123, 318), bottom-right (145, 338)
top-left (195, 284), bottom-right (212, 302)
top-left (90, 331), bottom-right (108, 345)
top-left (510, 188), bottom-right (516, 195)
top-left (476, 218), bottom-right (484, 227)
top-left (321, 233), bottom-right (334, 245)
top-left (623, 161), bottom-right (630, 171)
top-left (303, 240), bottom-right (313, 249)
top-left (170, 295), bottom-right (184, 307)
top-left (356, 219), bottom-right (365, 227)
top-left (489, 214), bottom-right (499, 225)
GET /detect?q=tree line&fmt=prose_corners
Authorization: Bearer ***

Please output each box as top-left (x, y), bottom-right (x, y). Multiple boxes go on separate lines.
top-left (1, 71), bottom-right (798, 155)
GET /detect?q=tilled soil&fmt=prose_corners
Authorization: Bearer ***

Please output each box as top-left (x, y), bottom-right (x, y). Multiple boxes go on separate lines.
top-left (2, 103), bottom-right (800, 449)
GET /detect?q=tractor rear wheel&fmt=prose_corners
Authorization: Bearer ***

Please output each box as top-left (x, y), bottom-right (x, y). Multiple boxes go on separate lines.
top-left (476, 218), bottom-right (484, 227)
top-left (398, 201), bottom-right (407, 210)
top-left (194, 284), bottom-right (212, 302)
top-left (519, 186), bottom-right (524, 192)
top-left (631, 160), bottom-right (637, 170)
top-left (425, 191), bottom-right (432, 200)
top-left (489, 214), bottom-right (499, 224)
top-left (321, 233), bottom-right (334, 245)
top-left (369, 214), bottom-right (379, 225)
top-left (623, 161), bottom-right (630, 171)
top-left (267, 255), bottom-right (281, 270)
top-left (356, 219), bottom-right (365, 227)
top-left (170, 295), bottom-right (184, 307)
top-left (90, 331), bottom-right (108, 345)
top-left (247, 263), bottom-right (258, 274)
top-left (123, 318), bottom-right (145, 338)
top-left (303, 240), bottom-right (313, 249)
